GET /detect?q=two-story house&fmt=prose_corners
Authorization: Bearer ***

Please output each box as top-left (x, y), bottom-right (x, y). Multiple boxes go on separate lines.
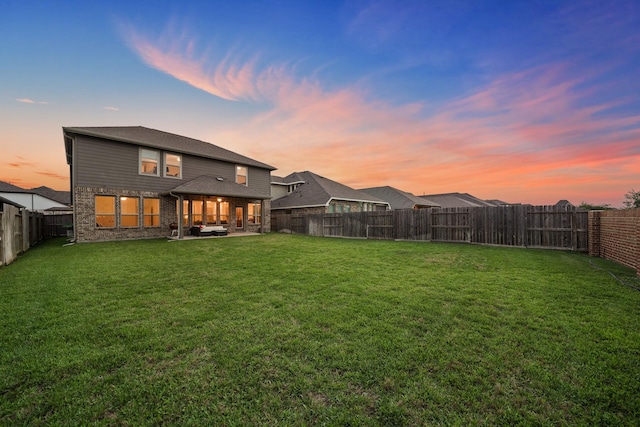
top-left (63, 126), bottom-right (275, 242)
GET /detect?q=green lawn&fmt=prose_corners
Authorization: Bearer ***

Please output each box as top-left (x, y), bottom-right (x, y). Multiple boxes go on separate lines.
top-left (1, 234), bottom-right (639, 426)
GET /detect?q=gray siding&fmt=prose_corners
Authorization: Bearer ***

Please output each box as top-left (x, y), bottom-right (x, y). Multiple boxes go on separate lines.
top-left (74, 135), bottom-right (270, 196)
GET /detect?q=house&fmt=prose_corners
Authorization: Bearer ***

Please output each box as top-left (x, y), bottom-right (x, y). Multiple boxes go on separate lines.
top-left (0, 181), bottom-right (70, 213)
top-left (554, 199), bottom-right (575, 210)
top-left (359, 186), bottom-right (440, 210)
top-left (270, 171), bottom-right (390, 214)
top-left (0, 194), bottom-right (25, 210)
top-left (418, 192), bottom-right (508, 208)
top-left (63, 126), bottom-right (275, 241)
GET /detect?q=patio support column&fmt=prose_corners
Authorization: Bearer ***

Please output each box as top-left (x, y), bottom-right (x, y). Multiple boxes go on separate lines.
top-left (260, 199), bottom-right (265, 234)
top-left (178, 194), bottom-right (184, 239)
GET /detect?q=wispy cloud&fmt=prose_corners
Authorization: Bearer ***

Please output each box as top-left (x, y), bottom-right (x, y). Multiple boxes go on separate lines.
top-left (119, 20), bottom-right (270, 103)
top-left (16, 98), bottom-right (48, 104)
top-left (121, 20), bottom-right (639, 205)
top-left (104, 106), bottom-right (120, 111)
top-left (7, 160), bottom-right (37, 168)
top-left (36, 171), bottom-right (69, 181)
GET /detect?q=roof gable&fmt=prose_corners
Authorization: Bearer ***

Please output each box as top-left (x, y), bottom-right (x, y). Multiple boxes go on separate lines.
top-left (63, 126), bottom-right (275, 171)
top-left (360, 186), bottom-right (440, 209)
top-left (419, 192), bottom-right (497, 208)
top-left (272, 171), bottom-right (388, 209)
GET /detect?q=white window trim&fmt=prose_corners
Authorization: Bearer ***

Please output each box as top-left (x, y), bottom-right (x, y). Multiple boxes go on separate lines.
top-left (164, 152), bottom-right (182, 179)
top-left (139, 148), bottom-right (160, 176)
top-left (236, 165), bottom-right (248, 186)
top-left (248, 202), bottom-right (262, 224)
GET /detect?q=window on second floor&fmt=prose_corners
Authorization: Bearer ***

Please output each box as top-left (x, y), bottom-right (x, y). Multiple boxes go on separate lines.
top-left (140, 149), bottom-right (159, 176)
top-left (236, 165), bottom-right (248, 185)
top-left (164, 153), bottom-right (182, 178)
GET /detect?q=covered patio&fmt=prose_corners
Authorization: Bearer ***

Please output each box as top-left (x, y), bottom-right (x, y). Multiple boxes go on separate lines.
top-left (166, 175), bottom-right (270, 240)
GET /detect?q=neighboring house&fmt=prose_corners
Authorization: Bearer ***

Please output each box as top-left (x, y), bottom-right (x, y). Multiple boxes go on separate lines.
top-left (270, 171), bottom-right (390, 214)
top-left (270, 175), bottom-right (306, 200)
top-left (485, 199), bottom-right (511, 207)
top-left (359, 186), bottom-right (440, 210)
top-left (555, 199), bottom-right (575, 210)
top-left (0, 194), bottom-right (25, 210)
top-left (418, 192), bottom-right (508, 208)
top-left (0, 181), bottom-right (70, 212)
top-left (63, 126), bottom-right (275, 242)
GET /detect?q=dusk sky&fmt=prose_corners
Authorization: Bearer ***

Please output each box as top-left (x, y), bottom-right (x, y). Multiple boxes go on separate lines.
top-left (2, 0), bottom-right (638, 206)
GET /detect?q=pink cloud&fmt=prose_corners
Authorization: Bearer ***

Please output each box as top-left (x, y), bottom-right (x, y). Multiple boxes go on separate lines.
top-left (123, 22), bottom-right (639, 206)
top-left (16, 98), bottom-right (48, 104)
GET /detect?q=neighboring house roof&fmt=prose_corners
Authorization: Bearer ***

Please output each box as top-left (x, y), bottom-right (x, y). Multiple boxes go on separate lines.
top-left (168, 175), bottom-right (269, 199)
top-left (485, 199), bottom-right (511, 206)
top-left (555, 199), bottom-right (574, 207)
top-left (30, 186), bottom-right (71, 206)
top-left (0, 181), bottom-right (25, 192)
top-left (0, 181), bottom-right (70, 208)
top-left (0, 194), bottom-right (25, 209)
top-left (271, 171), bottom-right (389, 209)
top-left (271, 175), bottom-right (305, 185)
top-left (360, 186), bottom-right (440, 209)
top-left (63, 126), bottom-right (276, 171)
top-left (419, 193), bottom-right (499, 208)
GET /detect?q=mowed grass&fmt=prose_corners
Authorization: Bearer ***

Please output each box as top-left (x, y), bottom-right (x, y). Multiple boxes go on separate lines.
top-left (1, 234), bottom-right (639, 426)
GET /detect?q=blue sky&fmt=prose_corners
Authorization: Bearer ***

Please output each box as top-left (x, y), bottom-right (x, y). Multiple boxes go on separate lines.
top-left (1, 0), bottom-right (638, 206)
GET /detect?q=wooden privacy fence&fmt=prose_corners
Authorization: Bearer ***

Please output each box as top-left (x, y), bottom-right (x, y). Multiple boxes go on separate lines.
top-left (43, 213), bottom-right (73, 238)
top-left (0, 204), bottom-right (44, 266)
top-left (272, 206), bottom-right (589, 251)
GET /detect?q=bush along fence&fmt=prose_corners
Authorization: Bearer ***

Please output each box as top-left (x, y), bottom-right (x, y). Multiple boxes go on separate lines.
top-left (272, 205), bottom-right (589, 251)
top-left (589, 209), bottom-right (640, 277)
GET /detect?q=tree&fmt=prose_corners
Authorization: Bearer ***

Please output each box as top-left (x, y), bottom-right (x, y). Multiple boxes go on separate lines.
top-left (578, 202), bottom-right (612, 210)
top-left (623, 189), bottom-right (640, 209)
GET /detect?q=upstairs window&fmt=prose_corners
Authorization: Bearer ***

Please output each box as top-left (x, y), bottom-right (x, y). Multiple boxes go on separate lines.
top-left (140, 149), bottom-right (159, 176)
top-left (164, 153), bottom-right (182, 178)
top-left (236, 165), bottom-right (248, 185)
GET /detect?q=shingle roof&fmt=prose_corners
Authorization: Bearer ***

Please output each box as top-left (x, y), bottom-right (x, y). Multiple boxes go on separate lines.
top-left (360, 186), bottom-right (440, 209)
top-left (419, 193), bottom-right (497, 208)
top-left (271, 171), bottom-right (389, 209)
top-left (0, 194), bottom-right (25, 209)
top-left (168, 175), bottom-right (269, 199)
top-left (30, 186), bottom-right (71, 205)
top-left (63, 126), bottom-right (275, 170)
top-left (0, 181), bottom-right (25, 192)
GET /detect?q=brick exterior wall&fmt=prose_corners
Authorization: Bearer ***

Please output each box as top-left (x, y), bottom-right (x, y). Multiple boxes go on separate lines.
top-left (73, 186), bottom-right (270, 242)
top-left (589, 209), bottom-right (640, 277)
